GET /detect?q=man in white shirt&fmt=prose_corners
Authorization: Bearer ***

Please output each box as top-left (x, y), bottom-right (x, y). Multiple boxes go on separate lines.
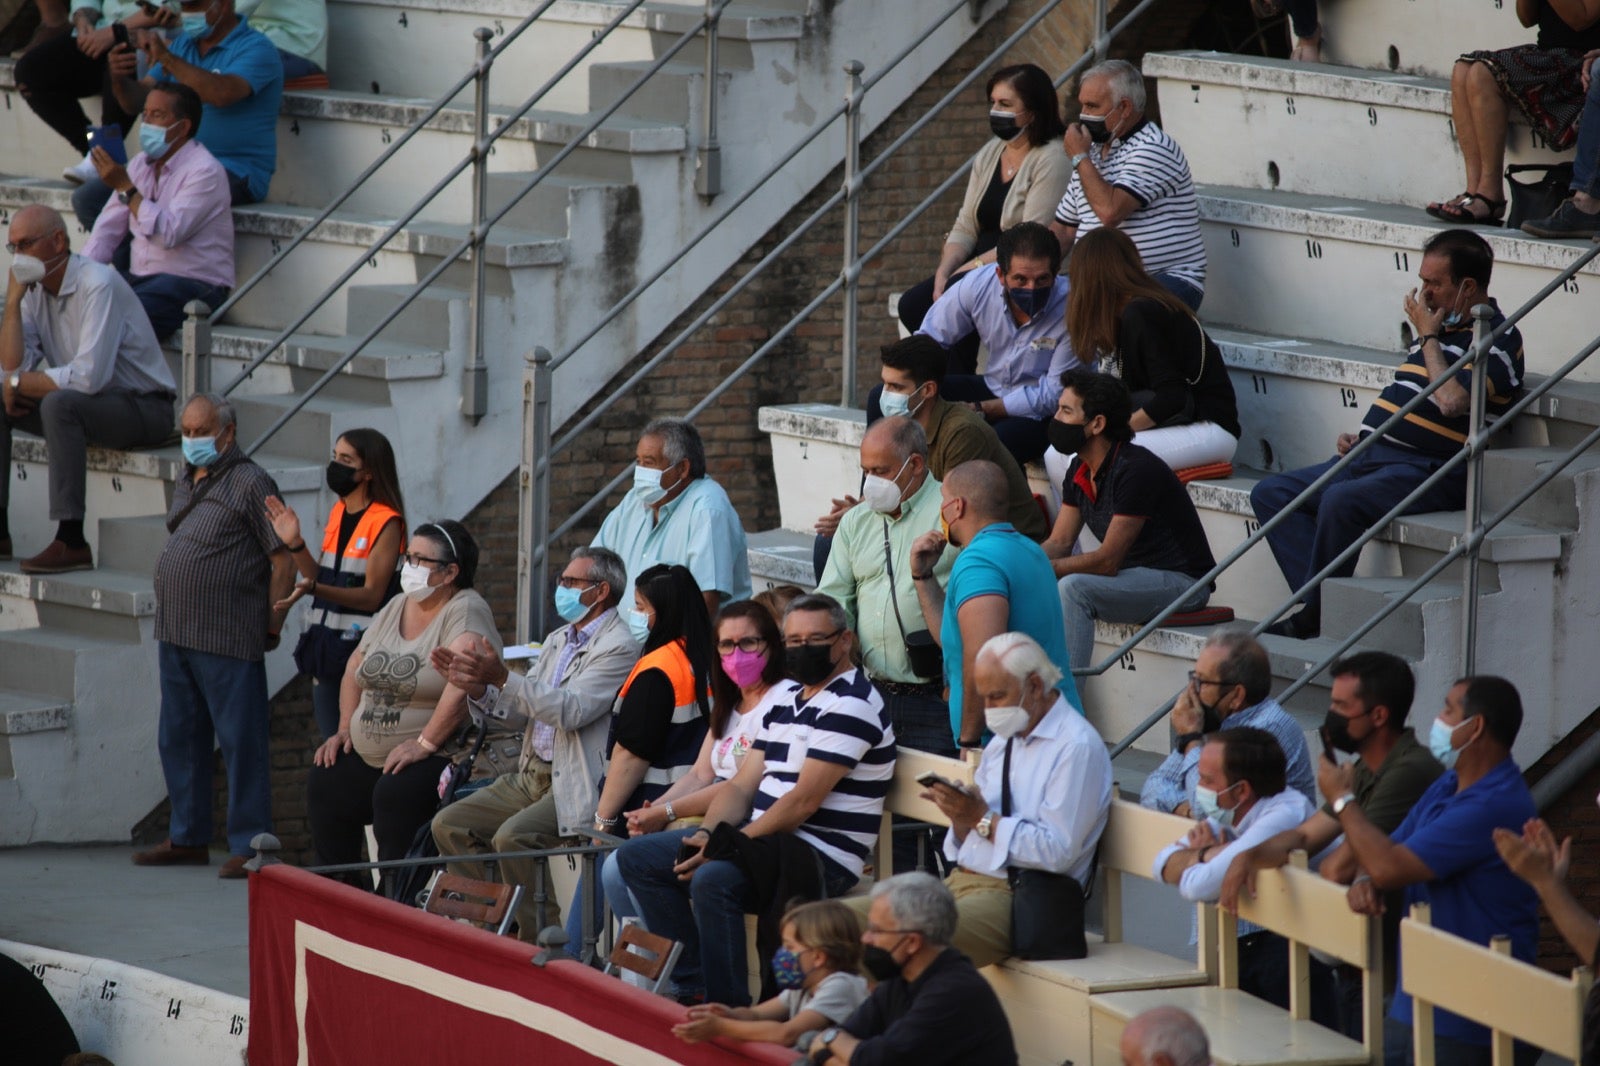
top-left (1, 203), bottom-right (175, 574)
top-left (919, 631), bottom-right (1112, 967)
top-left (1154, 728), bottom-right (1334, 1023)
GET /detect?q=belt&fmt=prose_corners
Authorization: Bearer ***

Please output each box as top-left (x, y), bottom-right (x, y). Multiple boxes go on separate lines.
top-left (874, 678), bottom-right (943, 697)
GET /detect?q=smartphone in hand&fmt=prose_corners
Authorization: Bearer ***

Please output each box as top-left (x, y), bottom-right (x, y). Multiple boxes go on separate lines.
top-left (1319, 726), bottom-right (1336, 762)
top-left (675, 838), bottom-right (701, 866)
top-left (915, 770), bottom-right (964, 793)
top-left (86, 124), bottom-right (127, 166)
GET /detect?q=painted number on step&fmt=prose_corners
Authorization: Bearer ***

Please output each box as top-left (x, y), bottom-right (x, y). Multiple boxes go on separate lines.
top-left (1339, 387), bottom-right (1359, 408)
top-left (0, 209), bottom-right (8, 224)
top-left (1305, 239), bottom-right (1323, 259)
top-left (368, 256), bottom-right (378, 269)
top-left (289, 119), bottom-right (299, 136)
top-left (397, 11), bottom-right (408, 27)
top-left (1244, 518), bottom-right (1261, 537)
top-left (1251, 374), bottom-right (1268, 394)
top-left (14, 463), bottom-right (25, 480)
top-left (100, 980), bottom-right (117, 1001)
top-left (381, 128), bottom-right (392, 145)
top-left (2, 92), bottom-right (10, 111)
top-left (1563, 277), bottom-right (1581, 294)
top-left (230, 1015), bottom-right (246, 1036)
top-left (1395, 251), bottom-right (1409, 271)
top-left (29, 963), bottom-right (44, 978)
top-left (1117, 652), bottom-right (1136, 671)
top-left (495, 20), bottom-right (505, 35)
top-left (270, 238), bottom-right (282, 255)
top-left (1230, 228), bottom-right (1240, 248)
top-left (1367, 106), bottom-right (1378, 126)
top-left (1285, 95), bottom-right (1296, 115)
top-left (111, 476), bottom-right (123, 492)
top-left (167, 998), bottom-right (181, 1019)
top-left (1191, 83), bottom-right (1201, 103)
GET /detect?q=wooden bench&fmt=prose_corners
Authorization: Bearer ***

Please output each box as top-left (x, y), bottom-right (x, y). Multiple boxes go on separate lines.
top-left (1089, 855), bottom-right (1382, 1066)
top-left (1401, 901), bottom-right (1592, 1065)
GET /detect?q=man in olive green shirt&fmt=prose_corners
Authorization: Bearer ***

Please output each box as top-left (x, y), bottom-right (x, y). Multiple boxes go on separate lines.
top-left (1218, 650), bottom-right (1441, 1038)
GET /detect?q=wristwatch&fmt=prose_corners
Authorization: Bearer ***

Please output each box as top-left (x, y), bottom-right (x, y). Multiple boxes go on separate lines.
top-left (974, 810), bottom-right (997, 840)
top-left (1068, 151), bottom-right (1090, 169)
top-left (817, 1028), bottom-right (840, 1049)
top-left (117, 187), bottom-right (138, 206)
top-left (1332, 793), bottom-right (1358, 816)
top-left (6, 371), bottom-right (18, 391)
top-left (1175, 731), bottom-right (1204, 753)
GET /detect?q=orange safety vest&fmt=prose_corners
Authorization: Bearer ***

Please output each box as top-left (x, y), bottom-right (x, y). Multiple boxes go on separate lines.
top-left (311, 499), bottom-right (402, 636)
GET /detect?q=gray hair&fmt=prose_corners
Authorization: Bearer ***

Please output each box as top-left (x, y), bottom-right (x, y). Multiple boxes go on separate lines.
top-left (1084, 58), bottom-right (1146, 112)
top-left (183, 392), bottom-right (236, 431)
top-left (1129, 1006), bottom-right (1210, 1066)
top-left (1203, 625), bottom-right (1272, 706)
top-left (641, 418), bottom-right (706, 480)
top-left (977, 631), bottom-right (1064, 690)
top-left (870, 872), bottom-right (958, 946)
top-left (785, 593), bottom-right (850, 636)
top-left (570, 545), bottom-right (627, 607)
top-left (866, 415), bottom-right (929, 463)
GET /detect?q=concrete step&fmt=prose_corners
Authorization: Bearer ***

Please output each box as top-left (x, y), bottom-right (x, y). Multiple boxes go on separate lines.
top-left (1480, 446), bottom-right (1600, 528)
top-left (95, 515), bottom-right (171, 575)
top-left (748, 527), bottom-right (820, 591)
top-left (1196, 185), bottom-right (1600, 378)
top-left (1315, 0), bottom-right (1534, 78)
top-left (175, 323), bottom-right (448, 405)
top-left (324, 0), bottom-right (798, 112)
top-left (0, 628), bottom-right (139, 699)
top-left (229, 392), bottom-right (396, 464)
top-left (1319, 575), bottom-right (1468, 661)
top-left (0, 690), bottom-right (72, 780)
top-left (1149, 51), bottom-right (1565, 207)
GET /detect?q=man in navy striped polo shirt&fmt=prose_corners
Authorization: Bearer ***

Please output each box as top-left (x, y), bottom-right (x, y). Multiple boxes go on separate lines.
top-left (1250, 229), bottom-right (1524, 639)
top-left (617, 593), bottom-right (895, 1007)
top-left (1050, 58), bottom-right (1207, 311)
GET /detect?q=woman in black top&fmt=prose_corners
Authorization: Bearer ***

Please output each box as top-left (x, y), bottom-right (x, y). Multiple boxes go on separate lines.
top-left (1044, 227), bottom-right (1239, 491)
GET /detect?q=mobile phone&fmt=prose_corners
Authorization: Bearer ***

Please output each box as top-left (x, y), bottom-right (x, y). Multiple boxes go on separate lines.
top-left (85, 124), bottom-right (127, 166)
top-left (1319, 726), bottom-right (1335, 761)
top-left (675, 839), bottom-right (701, 866)
top-left (111, 21), bottom-right (130, 47)
top-left (915, 770), bottom-right (963, 792)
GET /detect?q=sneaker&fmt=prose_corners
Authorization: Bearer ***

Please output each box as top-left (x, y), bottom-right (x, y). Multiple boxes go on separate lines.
top-left (1521, 199), bottom-right (1600, 240)
top-left (61, 153), bottom-right (96, 185)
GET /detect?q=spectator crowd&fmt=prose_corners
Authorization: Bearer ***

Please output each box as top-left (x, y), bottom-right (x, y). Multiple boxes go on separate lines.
top-left (3, 12), bottom-right (1598, 1065)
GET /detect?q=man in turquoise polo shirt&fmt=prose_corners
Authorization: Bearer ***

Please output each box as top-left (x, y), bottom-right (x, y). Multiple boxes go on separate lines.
top-left (909, 459), bottom-right (1080, 748)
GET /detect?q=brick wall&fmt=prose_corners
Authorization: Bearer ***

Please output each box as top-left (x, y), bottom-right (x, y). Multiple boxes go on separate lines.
top-left (1522, 706), bottom-right (1600, 974)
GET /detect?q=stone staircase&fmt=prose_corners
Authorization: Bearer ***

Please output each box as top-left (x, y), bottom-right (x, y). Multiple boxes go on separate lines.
top-left (754, 2), bottom-right (1600, 781)
top-left (0, 0), bottom-right (1003, 844)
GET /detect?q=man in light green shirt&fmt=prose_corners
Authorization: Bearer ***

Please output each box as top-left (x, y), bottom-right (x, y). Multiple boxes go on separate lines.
top-left (817, 416), bottom-right (953, 756)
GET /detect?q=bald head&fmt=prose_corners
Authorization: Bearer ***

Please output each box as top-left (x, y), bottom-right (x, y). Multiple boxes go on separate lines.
top-left (11, 204), bottom-right (66, 239)
top-left (1120, 1007), bottom-right (1209, 1066)
top-left (943, 460), bottom-right (1009, 520)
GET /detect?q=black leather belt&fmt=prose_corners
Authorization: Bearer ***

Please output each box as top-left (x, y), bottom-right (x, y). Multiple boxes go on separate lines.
top-left (874, 679), bottom-right (943, 697)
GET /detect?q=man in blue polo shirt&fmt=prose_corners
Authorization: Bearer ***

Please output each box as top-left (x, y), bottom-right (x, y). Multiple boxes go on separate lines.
top-left (89, 0), bottom-right (282, 227)
top-left (909, 459), bottom-right (1080, 749)
top-left (1322, 675), bottom-right (1539, 1066)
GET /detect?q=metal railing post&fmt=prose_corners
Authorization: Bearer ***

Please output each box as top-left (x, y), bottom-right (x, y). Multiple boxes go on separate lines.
top-left (840, 60), bottom-right (864, 408)
top-left (463, 26), bottom-right (495, 426)
top-left (1460, 303), bottom-right (1493, 675)
top-left (519, 347), bottom-right (554, 644)
top-left (181, 300), bottom-right (212, 397)
top-left (695, 0), bottom-right (722, 198)
top-left (1094, 0), bottom-right (1108, 60)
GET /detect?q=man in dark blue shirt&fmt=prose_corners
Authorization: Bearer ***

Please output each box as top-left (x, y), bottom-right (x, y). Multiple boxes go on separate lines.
top-left (1320, 675), bottom-right (1539, 1066)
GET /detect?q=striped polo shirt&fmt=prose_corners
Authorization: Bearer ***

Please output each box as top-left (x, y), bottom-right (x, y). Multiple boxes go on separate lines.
top-left (1054, 120), bottom-right (1207, 289)
top-left (1359, 305), bottom-right (1524, 457)
top-left (752, 670), bottom-right (895, 878)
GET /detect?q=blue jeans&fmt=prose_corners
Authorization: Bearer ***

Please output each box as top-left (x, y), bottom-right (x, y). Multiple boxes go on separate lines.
top-left (1249, 442), bottom-right (1465, 613)
top-left (616, 827), bottom-right (857, 1006)
top-left (122, 272), bottom-right (230, 341)
top-left (1572, 70), bottom-right (1600, 198)
top-left (157, 641), bottom-right (272, 856)
top-left (1058, 567), bottom-right (1209, 669)
top-left (278, 48), bottom-right (323, 80)
top-left (1152, 271), bottom-right (1204, 311)
top-left (562, 867), bottom-right (610, 962)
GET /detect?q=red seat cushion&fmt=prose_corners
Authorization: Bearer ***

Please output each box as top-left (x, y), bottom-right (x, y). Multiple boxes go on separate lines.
top-left (1165, 606), bottom-right (1235, 627)
top-left (1174, 461), bottom-right (1234, 484)
top-left (285, 73), bottom-right (332, 91)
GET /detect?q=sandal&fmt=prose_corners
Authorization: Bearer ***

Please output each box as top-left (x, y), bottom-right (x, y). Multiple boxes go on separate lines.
top-left (1426, 192), bottom-right (1506, 225)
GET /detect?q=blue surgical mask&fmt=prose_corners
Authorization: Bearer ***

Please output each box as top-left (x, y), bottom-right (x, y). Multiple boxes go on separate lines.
top-left (139, 121), bottom-right (172, 161)
top-left (770, 946), bottom-right (807, 990)
top-left (180, 6), bottom-right (211, 36)
top-left (632, 464), bottom-right (678, 506)
top-left (553, 583), bottom-right (593, 624)
top-left (1428, 716), bottom-right (1472, 770)
top-left (1007, 285), bottom-right (1047, 319)
top-left (1194, 780), bottom-right (1241, 830)
top-left (182, 435), bottom-right (219, 467)
top-left (879, 386), bottom-right (924, 420)
top-left (626, 608), bottom-right (652, 644)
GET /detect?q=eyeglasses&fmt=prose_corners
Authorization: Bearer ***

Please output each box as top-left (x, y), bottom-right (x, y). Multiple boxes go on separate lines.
top-left (1187, 671), bottom-right (1234, 689)
top-left (556, 576), bottom-right (597, 591)
top-left (403, 552), bottom-right (449, 568)
top-left (5, 233), bottom-right (48, 255)
top-left (784, 628), bottom-right (842, 649)
top-left (863, 926), bottom-right (917, 936)
top-left (716, 636), bottom-right (768, 654)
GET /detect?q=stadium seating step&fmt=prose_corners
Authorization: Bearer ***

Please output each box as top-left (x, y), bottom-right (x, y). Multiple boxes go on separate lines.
top-left (0, 691), bottom-right (72, 738)
top-left (1314, 0), bottom-right (1533, 78)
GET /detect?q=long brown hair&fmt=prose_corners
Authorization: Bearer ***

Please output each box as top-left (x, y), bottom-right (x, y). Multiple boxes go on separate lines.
top-left (339, 427), bottom-right (406, 522)
top-left (1065, 228), bottom-right (1194, 363)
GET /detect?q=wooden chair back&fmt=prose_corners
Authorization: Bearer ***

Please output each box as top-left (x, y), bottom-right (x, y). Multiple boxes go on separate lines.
top-left (604, 920), bottom-right (685, 995)
top-left (423, 873), bottom-right (522, 936)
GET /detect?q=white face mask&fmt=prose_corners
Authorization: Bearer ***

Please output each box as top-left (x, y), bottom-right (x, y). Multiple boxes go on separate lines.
top-left (399, 561), bottom-right (436, 600)
top-left (862, 456), bottom-right (913, 515)
top-left (11, 254), bottom-right (47, 286)
top-left (984, 704), bottom-right (1031, 738)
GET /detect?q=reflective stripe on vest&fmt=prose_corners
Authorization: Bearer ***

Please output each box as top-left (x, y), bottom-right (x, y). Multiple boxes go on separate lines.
top-left (616, 640), bottom-right (707, 788)
top-left (312, 500), bottom-right (402, 635)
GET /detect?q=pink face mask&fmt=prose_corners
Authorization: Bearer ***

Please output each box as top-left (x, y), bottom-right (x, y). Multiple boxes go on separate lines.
top-left (720, 647), bottom-right (769, 688)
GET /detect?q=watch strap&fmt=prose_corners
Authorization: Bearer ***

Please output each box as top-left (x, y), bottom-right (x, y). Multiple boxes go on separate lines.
top-left (1175, 731), bottom-right (1204, 753)
top-left (1332, 793), bottom-right (1358, 815)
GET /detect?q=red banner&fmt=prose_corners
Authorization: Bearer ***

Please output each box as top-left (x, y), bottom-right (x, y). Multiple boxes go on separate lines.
top-left (248, 865), bottom-right (796, 1065)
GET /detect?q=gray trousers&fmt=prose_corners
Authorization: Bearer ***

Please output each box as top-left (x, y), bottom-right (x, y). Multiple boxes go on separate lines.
top-left (1, 388), bottom-right (174, 520)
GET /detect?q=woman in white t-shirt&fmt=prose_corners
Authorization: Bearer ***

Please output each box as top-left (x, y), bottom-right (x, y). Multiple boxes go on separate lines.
top-left (602, 601), bottom-right (789, 926)
top-left (672, 899), bottom-right (869, 1051)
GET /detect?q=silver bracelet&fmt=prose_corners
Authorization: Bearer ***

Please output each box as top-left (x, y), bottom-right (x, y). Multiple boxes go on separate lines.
top-left (663, 801), bottom-right (677, 823)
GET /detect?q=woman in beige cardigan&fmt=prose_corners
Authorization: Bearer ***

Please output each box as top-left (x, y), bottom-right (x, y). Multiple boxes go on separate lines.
top-left (897, 62), bottom-right (1071, 375)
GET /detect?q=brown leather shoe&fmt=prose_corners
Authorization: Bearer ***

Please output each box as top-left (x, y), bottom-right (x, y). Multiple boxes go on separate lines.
top-left (19, 540), bottom-right (93, 574)
top-left (217, 855), bottom-right (250, 880)
top-left (133, 840), bottom-right (210, 866)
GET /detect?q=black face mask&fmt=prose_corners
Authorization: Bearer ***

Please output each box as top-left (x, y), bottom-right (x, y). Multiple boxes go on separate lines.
top-left (1047, 419), bottom-right (1088, 456)
top-left (786, 643), bottom-right (837, 686)
top-left (326, 460), bottom-right (362, 498)
top-left (862, 942), bottom-right (906, 982)
top-left (1323, 709), bottom-right (1365, 754)
top-left (988, 109), bottom-right (1023, 141)
top-left (1079, 114), bottom-right (1113, 144)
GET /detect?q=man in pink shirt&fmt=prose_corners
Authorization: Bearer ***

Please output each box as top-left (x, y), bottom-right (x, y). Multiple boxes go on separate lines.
top-left (83, 81), bottom-right (234, 340)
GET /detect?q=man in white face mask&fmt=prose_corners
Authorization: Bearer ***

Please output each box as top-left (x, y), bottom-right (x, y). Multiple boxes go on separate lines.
top-left (1, 203), bottom-right (175, 574)
top-left (915, 631), bottom-right (1111, 967)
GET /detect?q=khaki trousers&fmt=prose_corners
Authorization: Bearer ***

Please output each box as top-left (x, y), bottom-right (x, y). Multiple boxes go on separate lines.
top-left (845, 867), bottom-right (1013, 969)
top-left (431, 765), bottom-right (562, 940)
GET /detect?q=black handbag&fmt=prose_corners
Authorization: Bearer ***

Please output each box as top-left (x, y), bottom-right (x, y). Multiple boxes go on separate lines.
top-left (1003, 738), bottom-right (1093, 960)
top-left (1506, 163), bottom-right (1575, 231)
top-left (882, 519), bottom-right (943, 680)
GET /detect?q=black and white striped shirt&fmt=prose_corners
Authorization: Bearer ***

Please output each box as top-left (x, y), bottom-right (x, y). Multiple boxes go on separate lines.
top-left (1054, 120), bottom-right (1207, 290)
top-left (752, 670), bottom-right (895, 877)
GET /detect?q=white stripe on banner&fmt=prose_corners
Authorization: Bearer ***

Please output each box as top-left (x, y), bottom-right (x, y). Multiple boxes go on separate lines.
top-left (292, 921), bottom-right (683, 1066)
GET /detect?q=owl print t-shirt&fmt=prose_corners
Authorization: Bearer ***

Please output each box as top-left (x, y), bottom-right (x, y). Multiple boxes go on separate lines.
top-left (349, 588), bottom-right (501, 768)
